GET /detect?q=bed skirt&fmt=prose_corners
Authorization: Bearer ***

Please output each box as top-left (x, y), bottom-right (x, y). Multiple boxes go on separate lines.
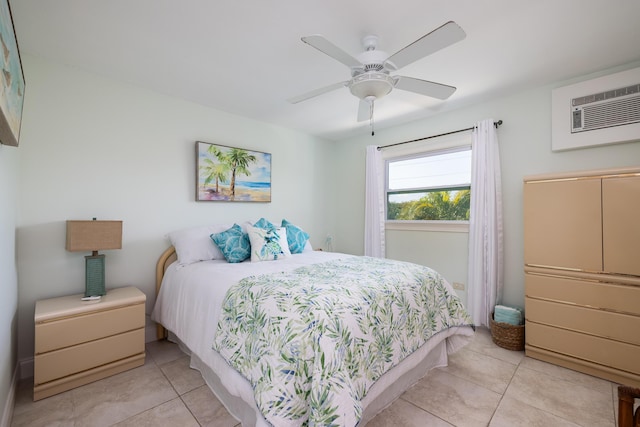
top-left (170, 325), bottom-right (473, 426)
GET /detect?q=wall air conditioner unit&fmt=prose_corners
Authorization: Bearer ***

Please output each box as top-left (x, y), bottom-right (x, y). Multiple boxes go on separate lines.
top-left (551, 66), bottom-right (640, 151)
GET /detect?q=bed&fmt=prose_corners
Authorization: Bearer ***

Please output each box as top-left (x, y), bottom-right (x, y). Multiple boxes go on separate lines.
top-left (151, 220), bottom-right (474, 427)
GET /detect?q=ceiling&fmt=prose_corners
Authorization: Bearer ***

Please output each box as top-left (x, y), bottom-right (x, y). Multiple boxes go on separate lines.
top-left (10, 0), bottom-right (640, 141)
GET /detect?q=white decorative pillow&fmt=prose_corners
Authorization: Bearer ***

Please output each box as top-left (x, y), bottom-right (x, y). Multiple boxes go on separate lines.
top-left (246, 225), bottom-right (291, 262)
top-left (168, 223), bottom-right (233, 265)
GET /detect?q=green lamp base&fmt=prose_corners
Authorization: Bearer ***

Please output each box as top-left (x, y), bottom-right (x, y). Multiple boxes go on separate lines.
top-left (85, 254), bottom-right (106, 297)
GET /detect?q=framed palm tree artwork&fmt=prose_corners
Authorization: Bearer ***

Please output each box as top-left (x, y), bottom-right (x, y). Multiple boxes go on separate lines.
top-left (196, 141), bottom-right (271, 202)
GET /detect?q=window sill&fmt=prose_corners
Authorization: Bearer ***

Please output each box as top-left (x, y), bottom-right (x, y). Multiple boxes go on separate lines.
top-left (385, 220), bottom-right (469, 233)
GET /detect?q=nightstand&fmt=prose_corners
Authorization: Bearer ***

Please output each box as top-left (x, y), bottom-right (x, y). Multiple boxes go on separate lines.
top-left (34, 286), bottom-right (146, 401)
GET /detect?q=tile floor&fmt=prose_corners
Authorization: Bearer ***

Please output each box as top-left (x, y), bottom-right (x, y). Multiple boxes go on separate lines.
top-left (11, 328), bottom-right (624, 426)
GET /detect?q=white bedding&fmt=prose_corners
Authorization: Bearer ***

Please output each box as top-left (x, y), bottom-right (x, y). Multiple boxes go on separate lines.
top-left (151, 251), bottom-right (473, 426)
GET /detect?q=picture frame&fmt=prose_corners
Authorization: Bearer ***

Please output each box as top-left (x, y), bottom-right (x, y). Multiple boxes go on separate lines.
top-left (0, 0), bottom-right (24, 147)
top-left (196, 141), bottom-right (271, 202)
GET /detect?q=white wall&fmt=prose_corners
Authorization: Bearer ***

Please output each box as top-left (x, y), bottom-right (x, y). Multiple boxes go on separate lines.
top-left (16, 54), bottom-right (334, 363)
top-left (330, 62), bottom-right (640, 310)
top-left (0, 144), bottom-right (19, 425)
top-left (14, 52), bottom-right (640, 381)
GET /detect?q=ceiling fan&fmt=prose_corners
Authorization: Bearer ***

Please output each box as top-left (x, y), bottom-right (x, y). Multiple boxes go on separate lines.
top-left (288, 21), bottom-right (466, 129)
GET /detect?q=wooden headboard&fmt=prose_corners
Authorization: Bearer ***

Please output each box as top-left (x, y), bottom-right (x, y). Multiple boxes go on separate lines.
top-left (155, 246), bottom-right (177, 340)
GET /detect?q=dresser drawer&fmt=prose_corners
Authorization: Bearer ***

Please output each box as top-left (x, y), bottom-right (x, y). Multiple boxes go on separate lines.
top-left (526, 273), bottom-right (640, 316)
top-left (35, 303), bottom-right (144, 354)
top-left (526, 322), bottom-right (640, 375)
top-left (35, 328), bottom-right (144, 385)
top-left (526, 297), bottom-right (640, 345)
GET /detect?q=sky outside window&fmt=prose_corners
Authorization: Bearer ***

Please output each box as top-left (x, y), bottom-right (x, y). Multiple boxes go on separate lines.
top-left (388, 149), bottom-right (471, 202)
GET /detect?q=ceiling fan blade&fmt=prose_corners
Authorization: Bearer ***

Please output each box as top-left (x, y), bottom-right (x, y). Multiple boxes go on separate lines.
top-left (385, 21), bottom-right (466, 70)
top-left (357, 99), bottom-right (371, 122)
top-left (287, 81), bottom-right (349, 104)
top-left (301, 35), bottom-right (362, 69)
top-left (394, 76), bottom-right (456, 100)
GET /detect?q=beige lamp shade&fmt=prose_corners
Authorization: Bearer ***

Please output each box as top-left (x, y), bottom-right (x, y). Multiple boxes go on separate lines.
top-left (66, 220), bottom-right (123, 252)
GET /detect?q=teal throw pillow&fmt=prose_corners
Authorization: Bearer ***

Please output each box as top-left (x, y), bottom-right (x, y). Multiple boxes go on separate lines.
top-left (210, 224), bottom-right (250, 263)
top-left (281, 219), bottom-right (310, 254)
top-left (254, 217), bottom-right (276, 231)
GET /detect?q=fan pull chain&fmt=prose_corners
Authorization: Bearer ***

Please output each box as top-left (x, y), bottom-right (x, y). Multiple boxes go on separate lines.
top-left (369, 100), bottom-right (375, 136)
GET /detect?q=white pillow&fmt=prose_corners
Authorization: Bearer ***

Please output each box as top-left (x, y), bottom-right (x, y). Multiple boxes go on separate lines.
top-left (246, 225), bottom-right (291, 262)
top-left (168, 223), bottom-right (233, 265)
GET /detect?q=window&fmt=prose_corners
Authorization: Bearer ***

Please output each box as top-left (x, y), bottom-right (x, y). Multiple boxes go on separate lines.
top-left (386, 146), bottom-right (471, 224)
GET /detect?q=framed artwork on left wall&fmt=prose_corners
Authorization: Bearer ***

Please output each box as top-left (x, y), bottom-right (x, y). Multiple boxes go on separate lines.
top-left (0, 0), bottom-right (24, 147)
top-left (196, 141), bottom-right (272, 202)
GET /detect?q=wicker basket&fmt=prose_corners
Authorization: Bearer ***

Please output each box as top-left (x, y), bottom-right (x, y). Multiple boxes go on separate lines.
top-left (490, 312), bottom-right (525, 351)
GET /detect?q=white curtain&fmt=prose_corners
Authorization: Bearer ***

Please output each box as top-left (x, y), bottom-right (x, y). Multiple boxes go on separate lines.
top-left (467, 119), bottom-right (504, 327)
top-left (364, 145), bottom-right (385, 258)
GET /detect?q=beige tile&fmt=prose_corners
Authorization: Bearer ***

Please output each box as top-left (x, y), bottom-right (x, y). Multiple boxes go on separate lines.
top-left (114, 397), bottom-right (200, 427)
top-left (160, 355), bottom-right (205, 395)
top-left (181, 384), bottom-right (239, 427)
top-left (146, 339), bottom-right (187, 366)
top-left (367, 398), bottom-right (453, 427)
top-left (490, 395), bottom-right (581, 427)
top-left (11, 378), bottom-right (40, 417)
top-left (442, 346), bottom-right (517, 394)
top-left (11, 330), bottom-right (625, 427)
top-left (519, 357), bottom-right (613, 396)
top-left (402, 369), bottom-right (501, 427)
top-left (71, 362), bottom-right (177, 427)
top-left (505, 366), bottom-right (615, 427)
top-left (466, 327), bottom-right (525, 365)
top-left (10, 379), bottom-right (75, 427)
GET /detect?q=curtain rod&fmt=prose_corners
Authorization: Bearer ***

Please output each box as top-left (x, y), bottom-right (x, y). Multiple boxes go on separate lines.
top-left (377, 120), bottom-right (503, 151)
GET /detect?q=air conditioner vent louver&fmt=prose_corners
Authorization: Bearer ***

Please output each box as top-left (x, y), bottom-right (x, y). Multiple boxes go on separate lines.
top-left (572, 84), bottom-right (640, 106)
top-left (571, 83), bottom-right (640, 133)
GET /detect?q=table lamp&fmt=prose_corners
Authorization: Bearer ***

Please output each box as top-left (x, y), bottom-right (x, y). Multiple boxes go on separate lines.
top-left (66, 218), bottom-right (122, 297)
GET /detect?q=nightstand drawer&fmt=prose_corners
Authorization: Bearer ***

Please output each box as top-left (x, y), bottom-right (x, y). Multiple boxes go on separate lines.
top-left (35, 328), bottom-right (144, 385)
top-left (35, 303), bottom-right (144, 353)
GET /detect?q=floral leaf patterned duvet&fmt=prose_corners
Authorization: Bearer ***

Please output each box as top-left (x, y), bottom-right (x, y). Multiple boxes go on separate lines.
top-left (212, 256), bottom-right (473, 427)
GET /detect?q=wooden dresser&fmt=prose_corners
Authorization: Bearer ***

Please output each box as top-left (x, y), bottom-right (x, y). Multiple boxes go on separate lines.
top-left (34, 286), bottom-right (146, 400)
top-left (523, 167), bottom-right (640, 388)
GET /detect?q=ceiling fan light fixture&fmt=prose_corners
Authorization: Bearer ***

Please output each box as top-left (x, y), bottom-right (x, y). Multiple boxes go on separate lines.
top-left (349, 72), bottom-right (394, 100)
top-left (291, 22), bottom-right (466, 134)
